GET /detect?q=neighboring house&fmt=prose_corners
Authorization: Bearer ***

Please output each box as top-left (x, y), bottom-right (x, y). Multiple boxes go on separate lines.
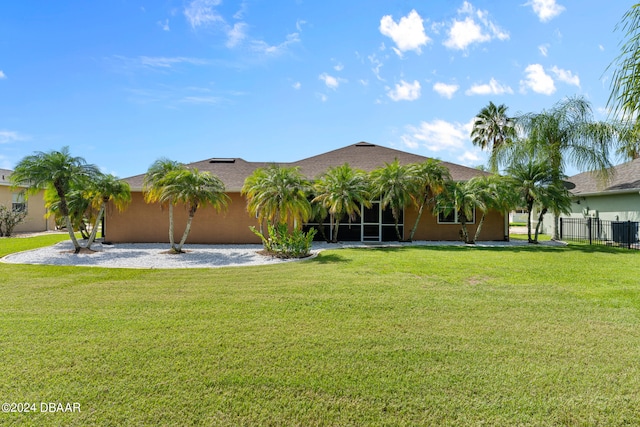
top-left (0, 168), bottom-right (54, 233)
top-left (541, 157), bottom-right (640, 235)
top-left (105, 142), bottom-right (509, 244)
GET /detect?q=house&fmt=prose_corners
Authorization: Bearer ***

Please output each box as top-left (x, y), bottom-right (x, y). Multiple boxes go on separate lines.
top-left (0, 169), bottom-right (54, 234)
top-left (541, 158), bottom-right (640, 237)
top-left (105, 142), bottom-right (508, 243)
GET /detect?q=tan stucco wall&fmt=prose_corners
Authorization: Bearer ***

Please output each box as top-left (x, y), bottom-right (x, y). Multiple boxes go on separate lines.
top-left (105, 192), bottom-right (262, 244)
top-left (0, 186), bottom-right (53, 233)
top-left (404, 206), bottom-right (506, 241)
top-left (106, 191), bottom-right (507, 243)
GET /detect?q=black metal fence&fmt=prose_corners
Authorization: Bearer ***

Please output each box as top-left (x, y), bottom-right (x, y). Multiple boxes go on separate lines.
top-left (559, 217), bottom-right (640, 250)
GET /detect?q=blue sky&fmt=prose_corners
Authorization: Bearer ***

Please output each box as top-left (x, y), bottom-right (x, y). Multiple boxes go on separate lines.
top-left (0, 1), bottom-right (633, 178)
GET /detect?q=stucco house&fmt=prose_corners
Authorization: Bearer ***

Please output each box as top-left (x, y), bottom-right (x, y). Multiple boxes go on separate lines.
top-left (105, 142), bottom-right (509, 244)
top-left (0, 169), bottom-right (54, 234)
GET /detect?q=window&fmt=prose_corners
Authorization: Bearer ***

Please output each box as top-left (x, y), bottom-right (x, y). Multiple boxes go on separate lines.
top-left (437, 208), bottom-right (475, 224)
top-left (12, 193), bottom-right (26, 213)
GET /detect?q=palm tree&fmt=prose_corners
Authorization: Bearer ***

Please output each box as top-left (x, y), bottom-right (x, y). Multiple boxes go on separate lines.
top-left (467, 175), bottom-right (515, 243)
top-left (10, 147), bottom-right (99, 253)
top-left (370, 159), bottom-right (415, 241)
top-left (607, 3), bottom-right (640, 129)
top-left (84, 173), bottom-right (131, 249)
top-left (435, 180), bottom-right (487, 244)
top-left (143, 158), bottom-right (185, 249)
top-left (470, 101), bottom-right (517, 172)
top-left (157, 168), bottom-right (229, 253)
top-left (517, 96), bottom-right (615, 239)
top-left (505, 158), bottom-right (571, 243)
top-left (242, 164), bottom-right (312, 230)
top-left (407, 159), bottom-right (450, 241)
top-left (312, 163), bottom-right (371, 243)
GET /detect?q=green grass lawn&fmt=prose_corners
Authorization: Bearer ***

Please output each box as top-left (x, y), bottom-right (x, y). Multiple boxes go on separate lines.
top-left (1, 236), bottom-right (640, 425)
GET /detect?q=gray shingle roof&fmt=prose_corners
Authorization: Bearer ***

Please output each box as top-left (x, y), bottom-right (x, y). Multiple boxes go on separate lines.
top-left (124, 142), bottom-right (489, 191)
top-left (568, 157), bottom-right (640, 195)
top-left (0, 169), bottom-right (13, 185)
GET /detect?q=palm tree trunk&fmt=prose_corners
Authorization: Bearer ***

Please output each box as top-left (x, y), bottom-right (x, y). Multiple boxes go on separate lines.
top-left (168, 204), bottom-right (176, 251)
top-left (534, 208), bottom-right (547, 243)
top-left (460, 220), bottom-right (471, 244)
top-left (409, 200), bottom-right (426, 241)
top-left (64, 214), bottom-right (82, 253)
top-left (86, 203), bottom-right (105, 250)
top-left (394, 218), bottom-right (402, 241)
top-left (175, 212), bottom-right (194, 253)
top-left (527, 204), bottom-right (534, 243)
top-left (552, 209), bottom-right (560, 240)
top-left (332, 216), bottom-right (340, 243)
top-left (473, 212), bottom-right (486, 243)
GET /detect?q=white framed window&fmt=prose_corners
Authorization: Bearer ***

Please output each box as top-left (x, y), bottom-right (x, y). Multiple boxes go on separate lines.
top-left (12, 193), bottom-right (26, 213)
top-left (437, 208), bottom-right (475, 224)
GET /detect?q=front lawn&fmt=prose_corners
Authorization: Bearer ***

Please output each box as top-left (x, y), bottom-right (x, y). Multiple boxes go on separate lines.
top-left (1, 236), bottom-right (639, 425)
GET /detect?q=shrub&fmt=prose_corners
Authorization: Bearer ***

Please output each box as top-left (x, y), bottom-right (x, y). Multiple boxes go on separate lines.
top-left (0, 204), bottom-right (28, 237)
top-left (250, 223), bottom-right (317, 258)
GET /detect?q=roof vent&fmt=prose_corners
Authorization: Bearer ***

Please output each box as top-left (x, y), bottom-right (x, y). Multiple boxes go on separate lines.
top-left (209, 158), bottom-right (236, 164)
top-left (355, 141), bottom-right (375, 147)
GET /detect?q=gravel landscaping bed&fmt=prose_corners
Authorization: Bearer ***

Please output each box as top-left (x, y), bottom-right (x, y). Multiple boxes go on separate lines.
top-left (0, 238), bottom-right (566, 269)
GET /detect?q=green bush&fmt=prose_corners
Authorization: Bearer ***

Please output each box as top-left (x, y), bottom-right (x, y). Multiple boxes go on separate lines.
top-left (250, 223), bottom-right (317, 258)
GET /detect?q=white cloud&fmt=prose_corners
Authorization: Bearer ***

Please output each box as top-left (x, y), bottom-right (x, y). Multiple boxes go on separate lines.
top-left (387, 80), bottom-right (421, 101)
top-left (458, 150), bottom-right (483, 165)
top-left (550, 66), bottom-right (580, 87)
top-left (368, 54), bottom-right (384, 81)
top-left (433, 82), bottom-right (459, 99)
top-left (226, 22), bottom-right (248, 48)
top-left (250, 32), bottom-right (300, 56)
top-left (0, 70), bottom-right (5, 79)
top-left (528, 0), bottom-right (565, 22)
top-left (465, 78), bottom-right (513, 96)
top-left (138, 56), bottom-right (208, 68)
top-left (0, 130), bottom-right (27, 144)
top-left (520, 64), bottom-right (555, 95)
top-left (443, 2), bottom-right (509, 50)
top-left (317, 93), bottom-right (328, 102)
top-left (379, 9), bottom-right (430, 55)
top-left (158, 19), bottom-right (170, 31)
top-left (180, 96), bottom-right (221, 105)
top-left (538, 44), bottom-right (549, 56)
top-left (292, 81), bottom-right (301, 90)
top-left (319, 72), bottom-right (346, 90)
top-left (401, 119), bottom-right (472, 152)
top-left (333, 62), bottom-right (344, 72)
top-left (184, 0), bottom-right (224, 28)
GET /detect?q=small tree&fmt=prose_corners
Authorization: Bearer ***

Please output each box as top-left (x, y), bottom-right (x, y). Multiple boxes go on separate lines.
top-left (407, 159), bottom-right (450, 241)
top-left (84, 173), bottom-right (132, 249)
top-left (370, 159), bottom-right (416, 241)
top-left (0, 204), bottom-right (27, 237)
top-left (435, 179), bottom-right (487, 244)
top-left (312, 164), bottom-right (371, 243)
top-left (157, 168), bottom-right (229, 253)
top-left (10, 147), bottom-right (100, 253)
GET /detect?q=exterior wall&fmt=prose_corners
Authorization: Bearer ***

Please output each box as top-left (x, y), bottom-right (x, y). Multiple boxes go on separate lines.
top-left (542, 192), bottom-right (640, 235)
top-left (106, 191), bottom-right (508, 243)
top-left (105, 192), bottom-right (262, 244)
top-left (0, 186), bottom-right (53, 233)
top-left (404, 206), bottom-right (507, 241)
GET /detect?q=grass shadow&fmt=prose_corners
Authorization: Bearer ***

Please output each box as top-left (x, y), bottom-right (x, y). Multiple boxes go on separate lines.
top-left (307, 252), bottom-right (349, 264)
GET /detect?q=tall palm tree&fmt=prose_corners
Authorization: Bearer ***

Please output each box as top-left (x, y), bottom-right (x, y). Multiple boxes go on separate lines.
top-left (607, 3), bottom-right (640, 129)
top-left (10, 147), bottom-right (99, 253)
top-left (518, 96), bottom-right (615, 239)
top-left (158, 168), bottom-right (229, 253)
top-left (470, 101), bottom-right (517, 172)
top-left (143, 158), bottom-right (185, 249)
top-left (435, 180), bottom-right (487, 244)
top-left (407, 159), bottom-right (451, 241)
top-left (370, 159), bottom-right (416, 241)
top-left (242, 165), bottom-right (312, 230)
top-left (312, 163), bottom-right (371, 243)
top-left (84, 173), bottom-right (131, 249)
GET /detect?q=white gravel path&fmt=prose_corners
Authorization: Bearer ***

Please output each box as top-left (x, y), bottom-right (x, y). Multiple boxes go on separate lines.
top-left (0, 239), bottom-right (565, 269)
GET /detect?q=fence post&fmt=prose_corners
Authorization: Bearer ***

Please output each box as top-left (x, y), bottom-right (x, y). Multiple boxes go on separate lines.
top-left (559, 217), bottom-right (563, 240)
top-left (628, 220), bottom-right (632, 250)
top-left (588, 217), bottom-right (592, 245)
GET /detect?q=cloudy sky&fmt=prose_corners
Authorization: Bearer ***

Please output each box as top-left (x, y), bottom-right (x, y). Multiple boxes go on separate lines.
top-left (0, 1), bottom-right (633, 177)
